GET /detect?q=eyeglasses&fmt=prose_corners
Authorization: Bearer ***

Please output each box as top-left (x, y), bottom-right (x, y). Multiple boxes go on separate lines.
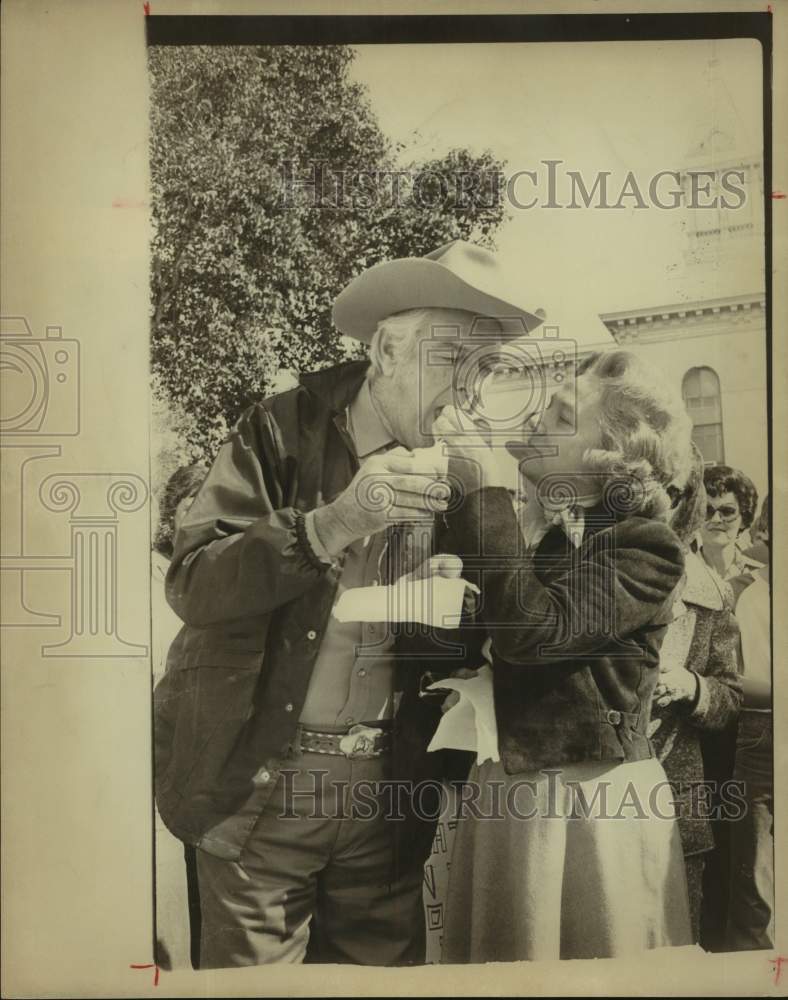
top-left (705, 503), bottom-right (740, 523)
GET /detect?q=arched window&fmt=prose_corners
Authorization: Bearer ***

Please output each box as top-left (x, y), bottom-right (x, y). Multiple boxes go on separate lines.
top-left (682, 366), bottom-right (724, 465)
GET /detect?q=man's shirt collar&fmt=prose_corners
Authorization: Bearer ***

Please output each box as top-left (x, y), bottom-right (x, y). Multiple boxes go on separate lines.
top-left (346, 379), bottom-right (395, 458)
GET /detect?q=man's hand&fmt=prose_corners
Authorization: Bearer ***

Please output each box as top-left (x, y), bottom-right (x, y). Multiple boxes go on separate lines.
top-left (311, 447), bottom-right (450, 557)
top-left (654, 665), bottom-right (700, 707)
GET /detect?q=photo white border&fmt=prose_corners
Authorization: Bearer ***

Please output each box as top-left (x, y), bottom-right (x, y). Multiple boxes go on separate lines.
top-left (1, 1), bottom-right (785, 996)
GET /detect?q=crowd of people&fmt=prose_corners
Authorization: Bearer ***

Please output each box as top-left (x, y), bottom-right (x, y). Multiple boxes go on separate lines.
top-left (150, 240), bottom-right (773, 967)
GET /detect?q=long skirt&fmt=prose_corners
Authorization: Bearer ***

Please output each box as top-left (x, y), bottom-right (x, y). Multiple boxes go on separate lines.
top-left (441, 757), bottom-right (692, 963)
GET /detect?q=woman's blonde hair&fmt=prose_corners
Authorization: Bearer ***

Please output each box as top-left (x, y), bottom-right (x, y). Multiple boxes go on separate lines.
top-left (577, 349), bottom-right (693, 520)
top-left (668, 443), bottom-right (707, 544)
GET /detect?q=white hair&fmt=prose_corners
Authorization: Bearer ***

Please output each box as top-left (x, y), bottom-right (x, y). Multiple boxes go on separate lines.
top-left (366, 308), bottom-right (434, 379)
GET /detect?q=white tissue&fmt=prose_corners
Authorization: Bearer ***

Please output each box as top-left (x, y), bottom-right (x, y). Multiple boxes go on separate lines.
top-left (332, 575), bottom-right (467, 628)
top-left (426, 664), bottom-right (500, 765)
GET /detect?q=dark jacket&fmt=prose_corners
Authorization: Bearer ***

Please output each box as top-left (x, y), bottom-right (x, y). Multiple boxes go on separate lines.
top-left (154, 360), bottom-right (472, 866)
top-left (440, 485), bottom-right (685, 774)
top-left (649, 552), bottom-right (742, 855)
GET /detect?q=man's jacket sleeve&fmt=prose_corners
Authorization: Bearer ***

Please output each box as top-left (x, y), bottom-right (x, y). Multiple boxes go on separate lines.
top-left (165, 403), bottom-right (329, 627)
top-left (449, 486), bottom-right (685, 665)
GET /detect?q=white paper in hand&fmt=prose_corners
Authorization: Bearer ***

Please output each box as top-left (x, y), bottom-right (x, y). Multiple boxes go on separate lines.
top-left (427, 664), bottom-right (500, 765)
top-left (332, 575), bottom-right (467, 628)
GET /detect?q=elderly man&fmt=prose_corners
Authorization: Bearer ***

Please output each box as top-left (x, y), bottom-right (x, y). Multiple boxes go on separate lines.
top-left (154, 240), bottom-right (543, 968)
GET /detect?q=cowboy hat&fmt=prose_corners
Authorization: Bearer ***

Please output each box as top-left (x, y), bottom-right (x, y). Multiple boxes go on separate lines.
top-left (332, 240), bottom-right (545, 343)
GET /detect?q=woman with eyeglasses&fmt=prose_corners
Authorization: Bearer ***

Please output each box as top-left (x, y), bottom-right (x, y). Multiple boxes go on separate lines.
top-left (699, 466), bottom-right (762, 596)
top-left (687, 463), bottom-right (769, 950)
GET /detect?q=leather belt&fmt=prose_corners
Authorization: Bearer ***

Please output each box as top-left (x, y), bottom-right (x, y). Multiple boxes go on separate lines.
top-left (299, 724), bottom-right (391, 759)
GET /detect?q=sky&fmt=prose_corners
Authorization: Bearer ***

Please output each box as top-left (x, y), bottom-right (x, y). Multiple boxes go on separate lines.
top-left (349, 38), bottom-right (765, 349)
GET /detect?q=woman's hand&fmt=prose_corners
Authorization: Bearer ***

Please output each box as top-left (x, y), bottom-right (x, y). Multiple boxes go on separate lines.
top-left (432, 405), bottom-right (509, 493)
top-left (406, 552), bottom-right (463, 582)
top-left (653, 665), bottom-right (700, 707)
top-left (441, 667), bottom-right (481, 713)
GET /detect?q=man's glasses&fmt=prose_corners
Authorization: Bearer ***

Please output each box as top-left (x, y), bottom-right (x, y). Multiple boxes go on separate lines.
top-left (706, 503), bottom-right (740, 523)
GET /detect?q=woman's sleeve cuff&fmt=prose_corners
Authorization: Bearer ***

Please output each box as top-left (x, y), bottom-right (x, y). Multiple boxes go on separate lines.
top-left (689, 673), bottom-right (711, 720)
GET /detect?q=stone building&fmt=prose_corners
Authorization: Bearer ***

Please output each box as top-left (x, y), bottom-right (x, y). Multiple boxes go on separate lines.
top-left (596, 292), bottom-right (767, 498)
top-left (487, 140), bottom-right (768, 501)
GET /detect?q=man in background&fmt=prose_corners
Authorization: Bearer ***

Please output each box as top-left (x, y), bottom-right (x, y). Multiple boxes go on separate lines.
top-left (727, 495), bottom-right (773, 949)
top-left (151, 462), bottom-right (206, 970)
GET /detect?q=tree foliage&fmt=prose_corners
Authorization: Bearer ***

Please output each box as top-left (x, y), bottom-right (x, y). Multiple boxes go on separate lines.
top-left (149, 45), bottom-right (507, 460)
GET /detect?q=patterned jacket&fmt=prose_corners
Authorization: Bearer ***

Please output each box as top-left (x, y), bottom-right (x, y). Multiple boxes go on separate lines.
top-left (649, 551), bottom-right (743, 855)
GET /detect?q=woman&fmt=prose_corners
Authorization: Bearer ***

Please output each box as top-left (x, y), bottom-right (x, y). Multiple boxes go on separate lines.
top-left (700, 465), bottom-right (761, 600)
top-left (695, 463), bottom-right (760, 949)
top-left (432, 349), bottom-right (694, 962)
top-left (649, 445), bottom-right (742, 943)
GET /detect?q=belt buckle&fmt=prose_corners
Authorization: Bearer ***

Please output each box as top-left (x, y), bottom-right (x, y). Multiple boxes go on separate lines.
top-left (339, 724), bottom-right (379, 758)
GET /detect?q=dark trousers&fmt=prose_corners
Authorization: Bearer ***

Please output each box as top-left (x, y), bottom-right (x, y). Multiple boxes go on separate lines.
top-left (195, 750), bottom-right (425, 968)
top-left (699, 722), bottom-right (738, 951)
top-left (685, 853), bottom-right (706, 944)
top-left (726, 711), bottom-right (774, 950)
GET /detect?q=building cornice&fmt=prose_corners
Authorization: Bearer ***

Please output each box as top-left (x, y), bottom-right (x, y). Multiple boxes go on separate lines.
top-left (488, 292), bottom-right (765, 388)
top-left (600, 293), bottom-right (765, 343)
